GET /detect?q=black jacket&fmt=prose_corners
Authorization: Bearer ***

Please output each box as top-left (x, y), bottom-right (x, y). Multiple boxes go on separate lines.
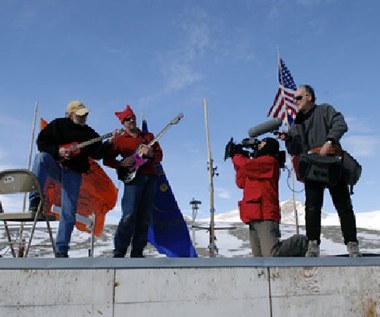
top-left (37, 117), bottom-right (111, 173)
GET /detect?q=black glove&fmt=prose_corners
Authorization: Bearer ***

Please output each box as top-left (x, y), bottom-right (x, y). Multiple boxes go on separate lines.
top-left (224, 139), bottom-right (250, 160)
top-left (224, 138), bottom-right (236, 160)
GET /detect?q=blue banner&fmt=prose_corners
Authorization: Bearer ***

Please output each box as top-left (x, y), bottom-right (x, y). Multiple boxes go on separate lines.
top-left (148, 164), bottom-right (197, 257)
top-left (143, 120), bottom-right (197, 257)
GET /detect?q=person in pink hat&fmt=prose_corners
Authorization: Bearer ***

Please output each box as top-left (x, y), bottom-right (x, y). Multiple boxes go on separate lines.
top-left (104, 105), bottom-right (163, 258)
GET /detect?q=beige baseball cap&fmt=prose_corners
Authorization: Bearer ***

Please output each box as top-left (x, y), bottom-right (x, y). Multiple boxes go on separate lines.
top-left (66, 100), bottom-right (90, 116)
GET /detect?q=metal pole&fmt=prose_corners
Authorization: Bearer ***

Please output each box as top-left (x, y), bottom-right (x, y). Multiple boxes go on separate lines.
top-left (0, 201), bottom-right (16, 257)
top-left (290, 157), bottom-right (299, 234)
top-left (277, 52), bottom-right (300, 234)
top-left (203, 98), bottom-right (217, 257)
top-left (88, 213), bottom-right (96, 258)
top-left (23, 101), bottom-right (39, 211)
top-left (18, 101), bottom-right (39, 253)
top-left (189, 199), bottom-right (201, 246)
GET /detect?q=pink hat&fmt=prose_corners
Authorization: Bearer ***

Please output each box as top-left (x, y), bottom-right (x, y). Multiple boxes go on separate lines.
top-left (115, 105), bottom-right (135, 123)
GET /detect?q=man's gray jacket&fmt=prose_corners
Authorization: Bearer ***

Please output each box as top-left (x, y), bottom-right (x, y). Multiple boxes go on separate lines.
top-left (285, 103), bottom-right (348, 155)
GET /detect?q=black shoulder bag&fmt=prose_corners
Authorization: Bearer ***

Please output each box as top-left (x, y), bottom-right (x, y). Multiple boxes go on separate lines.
top-left (297, 122), bottom-right (343, 186)
top-left (298, 153), bottom-right (343, 186)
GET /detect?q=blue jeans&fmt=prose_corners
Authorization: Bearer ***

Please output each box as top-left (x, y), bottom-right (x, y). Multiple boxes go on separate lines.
top-left (30, 152), bottom-right (82, 253)
top-left (114, 174), bottom-right (157, 256)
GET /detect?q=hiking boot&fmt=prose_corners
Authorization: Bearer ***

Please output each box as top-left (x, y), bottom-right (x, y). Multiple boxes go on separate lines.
top-left (29, 197), bottom-right (47, 220)
top-left (55, 251), bottom-right (69, 258)
top-left (130, 249), bottom-right (145, 258)
top-left (347, 241), bottom-right (362, 257)
top-left (305, 240), bottom-right (320, 257)
top-left (29, 197), bottom-right (41, 214)
top-left (113, 249), bottom-right (126, 258)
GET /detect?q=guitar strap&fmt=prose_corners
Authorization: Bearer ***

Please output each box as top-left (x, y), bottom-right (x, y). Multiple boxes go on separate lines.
top-left (140, 133), bottom-right (147, 145)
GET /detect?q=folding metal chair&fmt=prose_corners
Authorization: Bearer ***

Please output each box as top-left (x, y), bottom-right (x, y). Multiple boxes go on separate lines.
top-left (0, 169), bottom-right (56, 257)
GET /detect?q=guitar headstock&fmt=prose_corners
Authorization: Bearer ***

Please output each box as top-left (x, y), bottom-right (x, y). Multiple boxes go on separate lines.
top-left (171, 113), bottom-right (184, 125)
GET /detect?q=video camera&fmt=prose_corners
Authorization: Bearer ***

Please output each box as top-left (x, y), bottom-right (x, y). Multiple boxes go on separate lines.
top-left (224, 137), bottom-right (286, 168)
top-left (224, 137), bottom-right (260, 160)
top-left (224, 117), bottom-right (287, 166)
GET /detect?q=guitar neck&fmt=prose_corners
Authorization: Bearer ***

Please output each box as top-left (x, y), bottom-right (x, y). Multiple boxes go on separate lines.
top-left (77, 132), bottom-right (113, 149)
top-left (146, 113), bottom-right (184, 147)
top-left (146, 133), bottom-right (163, 148)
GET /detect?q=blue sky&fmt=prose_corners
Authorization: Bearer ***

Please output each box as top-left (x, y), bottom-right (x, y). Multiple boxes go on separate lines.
top-left (1, 0), bottom-right (380, 221)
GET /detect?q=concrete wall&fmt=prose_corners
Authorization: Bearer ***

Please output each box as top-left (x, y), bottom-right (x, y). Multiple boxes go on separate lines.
top-left (0, 257), bottom-right (379, 317)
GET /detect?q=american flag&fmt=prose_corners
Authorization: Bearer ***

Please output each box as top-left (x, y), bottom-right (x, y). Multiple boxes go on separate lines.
top-left (267, 58), bottom-right (297, 127)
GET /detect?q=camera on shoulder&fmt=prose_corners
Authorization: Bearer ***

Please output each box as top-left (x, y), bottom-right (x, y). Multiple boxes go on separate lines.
top-left (224, 137), bottom-right (286, 168)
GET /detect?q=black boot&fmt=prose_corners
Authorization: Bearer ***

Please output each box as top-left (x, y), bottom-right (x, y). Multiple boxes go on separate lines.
top-left (29, 197), bottom-right (41, 213)
top-left (130, 249), bottom-right (145, 258)
top-left (55, 251), bottom-right (68, 258)
top-left (113, 249), bottom-right (126, 258)
top-left (29, 196), bottom-right (49, 220)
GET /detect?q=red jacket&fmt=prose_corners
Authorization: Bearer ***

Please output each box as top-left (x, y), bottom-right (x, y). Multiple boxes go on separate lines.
top-left (232, 154), bottom-right (280, 223)
top-left (103, 129), bottom-right (163, 175)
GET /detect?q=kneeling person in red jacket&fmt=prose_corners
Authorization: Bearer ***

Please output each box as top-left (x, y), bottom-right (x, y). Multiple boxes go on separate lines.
top-left (230, 137), bottom-right (307, 257)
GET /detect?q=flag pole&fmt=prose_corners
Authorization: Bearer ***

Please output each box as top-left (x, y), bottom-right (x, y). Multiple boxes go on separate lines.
top-left (203, 98), bottom-right (218, 257)
top-left (140, 111), bottom-right (144, 130)
top-left (277, 51), bottom-right (286, 109)
top-left (290, 156), bottom-right (299, 234)
top-left (23, 101), bottom-right (39, 211)
top-left (18, 101), bottom-right (39, 256)
top-left (277, 52), bottom-right (300, 234)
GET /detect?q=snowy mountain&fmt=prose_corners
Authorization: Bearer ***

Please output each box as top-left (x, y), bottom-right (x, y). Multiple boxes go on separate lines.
top-left (208, 199), bottom-right (380, 231)
top-left (1, 200), bottom-right (380, 258)
top-left (194, 199), bottom-right (380, 257)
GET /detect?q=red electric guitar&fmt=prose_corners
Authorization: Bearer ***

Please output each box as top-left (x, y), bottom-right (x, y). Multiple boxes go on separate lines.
top-left (59, 130), bottom-right (121, 161)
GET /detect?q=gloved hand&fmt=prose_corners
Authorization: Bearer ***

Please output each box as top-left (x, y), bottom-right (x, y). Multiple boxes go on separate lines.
top-left (224, 138), bottom-right (236, 160)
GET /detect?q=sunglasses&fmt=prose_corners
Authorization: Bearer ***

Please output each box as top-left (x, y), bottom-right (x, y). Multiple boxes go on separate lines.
top-left (294, 94), bottom-right (309, 101)
top-left (124, 116), bottom-right (136, 122)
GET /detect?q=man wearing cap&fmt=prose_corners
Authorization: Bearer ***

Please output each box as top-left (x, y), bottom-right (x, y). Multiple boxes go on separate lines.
top-left (103, 105), bottom-right (163, 258)
top-left (28, 100), bottom-right (119, 258)
top-left (229, 137), bottom-right (307, 257)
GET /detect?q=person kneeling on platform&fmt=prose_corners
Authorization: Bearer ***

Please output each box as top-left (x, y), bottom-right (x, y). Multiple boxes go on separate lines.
top-left (226, 137), bottom-right (307, 257)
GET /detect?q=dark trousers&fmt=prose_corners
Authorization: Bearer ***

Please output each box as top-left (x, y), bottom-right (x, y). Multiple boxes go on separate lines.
top-left (304, 178), bottom-right (358, 245)
top-left (114, 174), bottom-right (157, 256)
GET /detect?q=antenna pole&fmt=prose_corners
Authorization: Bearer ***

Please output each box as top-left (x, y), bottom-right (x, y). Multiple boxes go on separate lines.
top-left (203, 98), bottom-right (218, 257)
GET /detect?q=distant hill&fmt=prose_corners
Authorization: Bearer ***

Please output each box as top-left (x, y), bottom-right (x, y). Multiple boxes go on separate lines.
top-left (2, 199), bottom-right (379, 258)
top-left (201, 199), bottom-right (380, 230)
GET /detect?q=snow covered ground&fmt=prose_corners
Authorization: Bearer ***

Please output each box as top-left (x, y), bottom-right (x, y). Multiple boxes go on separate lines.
top-left (1, 199), bottom-right (379, 258)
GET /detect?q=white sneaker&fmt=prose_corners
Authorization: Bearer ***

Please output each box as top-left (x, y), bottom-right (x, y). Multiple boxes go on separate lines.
top-left (305, 240), bottom-right (320, 257)
top-left (347, 241), bottom-right (362, 257)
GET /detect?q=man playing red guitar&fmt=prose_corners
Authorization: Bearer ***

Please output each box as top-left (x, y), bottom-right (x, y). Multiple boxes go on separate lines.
top-left (28, 100), bottom-right (119, 258)
top-left (103, 105), bottom-right (163, 258)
